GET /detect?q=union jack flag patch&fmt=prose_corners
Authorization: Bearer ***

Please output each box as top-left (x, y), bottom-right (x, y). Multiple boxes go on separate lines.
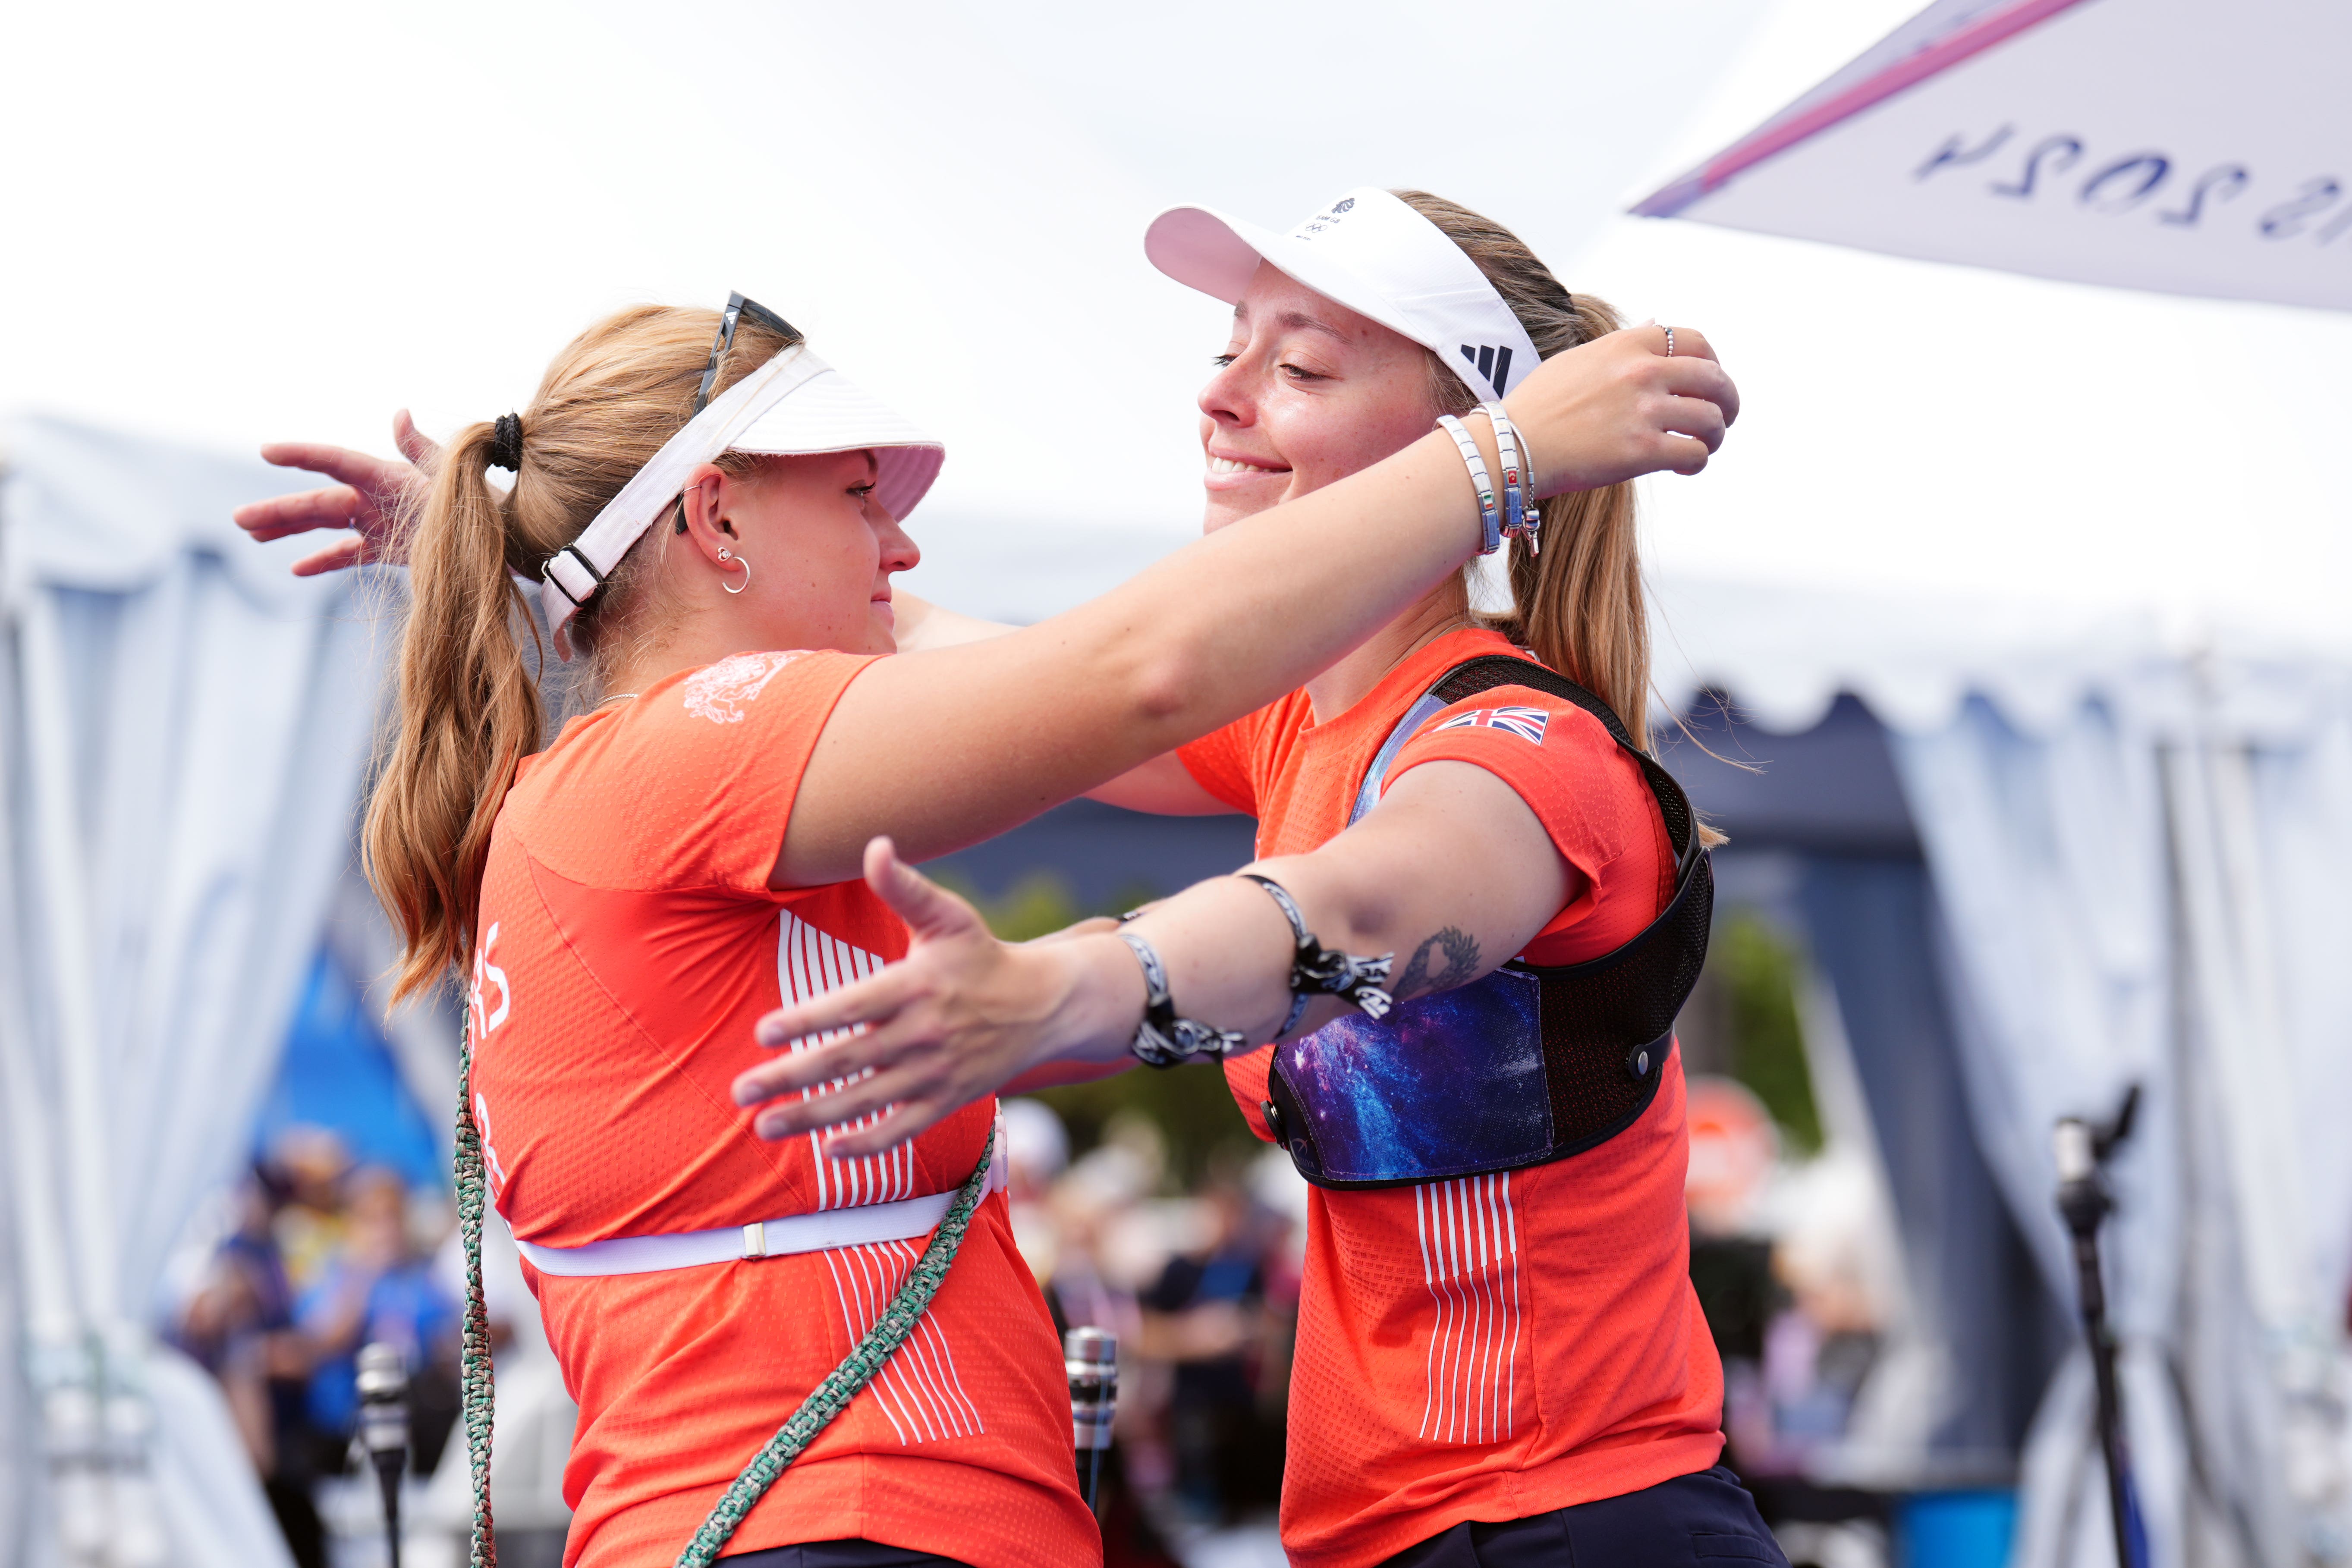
top-left (1434, 705), bottom-right (1549, 746)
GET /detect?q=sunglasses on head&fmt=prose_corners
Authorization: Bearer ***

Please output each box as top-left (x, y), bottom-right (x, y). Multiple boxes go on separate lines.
top-left (692, 291), bottom-right (802, 416)
top-left (673, 292), bottom-right (803, 534)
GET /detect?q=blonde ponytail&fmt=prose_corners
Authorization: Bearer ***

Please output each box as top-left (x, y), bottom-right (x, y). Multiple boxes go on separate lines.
top-left (1391, 191), bottom-right (1650, 749)
top-left (366, 304), bottom-right (800, 1000)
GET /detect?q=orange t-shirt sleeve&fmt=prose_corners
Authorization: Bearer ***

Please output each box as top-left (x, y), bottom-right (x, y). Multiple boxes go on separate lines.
top-left (1176, 710), bottom-right (1266, 815)
top-left (1381, 686), bottom-right (1666, 950)
top-left (583, 648), bottom-right (880, 898)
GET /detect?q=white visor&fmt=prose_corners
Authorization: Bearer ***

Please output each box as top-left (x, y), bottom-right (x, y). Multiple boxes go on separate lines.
top-left (539, 342), bottom-right (943, 653)
top-left (1145, 187), bottom-right (1543, 403)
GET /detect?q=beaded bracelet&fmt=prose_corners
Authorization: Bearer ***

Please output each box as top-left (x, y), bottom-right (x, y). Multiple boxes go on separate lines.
top-left (1479, 400), bottom-right (1540, 556)
top-left (1435, 414), bottom-right (1503, 556)
top-left (1118, 929), bottom-right (1246, 1068)
top-left (1237, 873), bottom-right (1395, 1037)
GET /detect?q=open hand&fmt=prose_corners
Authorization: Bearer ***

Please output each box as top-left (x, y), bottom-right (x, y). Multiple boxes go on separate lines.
top-left (232, 410), bottom-right (438, 575)
top-left (732, 839), bottom-right (1137, 1158)
top-left (1502, 322), bottom-right (1739, 493)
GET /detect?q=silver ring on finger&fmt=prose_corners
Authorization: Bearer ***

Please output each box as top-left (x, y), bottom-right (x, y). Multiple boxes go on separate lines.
top-left (1663, 325), bottom-right (1676, 358)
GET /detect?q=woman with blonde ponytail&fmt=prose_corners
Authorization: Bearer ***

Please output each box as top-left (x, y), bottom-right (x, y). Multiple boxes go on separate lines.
top-left (239, 279), bottom-right (1734, 1568)
top-left (733, 191), bottom-right (1783, 1568)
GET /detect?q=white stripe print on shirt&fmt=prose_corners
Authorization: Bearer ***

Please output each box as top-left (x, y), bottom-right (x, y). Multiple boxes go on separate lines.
top-left (776, 911), bottom-right (917, 1210)
top-left (1415, 1172), bottom-right (1522, 1445)
top-left (778, 911), bottom-right (983, 1447)
top-left (821, 1238), bottom-right (985, 1445)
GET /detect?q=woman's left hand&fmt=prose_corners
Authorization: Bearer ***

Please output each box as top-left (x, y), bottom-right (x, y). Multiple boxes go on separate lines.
top-left (732, 839), bottom-right (1142, 1157)
top-left (232, 410), bottom-right (440, 575)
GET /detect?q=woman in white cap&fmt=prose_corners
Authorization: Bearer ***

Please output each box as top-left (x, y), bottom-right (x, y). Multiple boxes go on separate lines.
top-left (732, 190), bottom-right (1786, 1568)
top-left (237, 287), bottom-right (1731, 1568)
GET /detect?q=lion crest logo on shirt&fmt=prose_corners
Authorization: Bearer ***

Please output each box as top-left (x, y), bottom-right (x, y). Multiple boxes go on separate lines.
top-left (1433, 705), bottom-right (1548, 746)
top-left (682, 650), bottom-right (802, 724)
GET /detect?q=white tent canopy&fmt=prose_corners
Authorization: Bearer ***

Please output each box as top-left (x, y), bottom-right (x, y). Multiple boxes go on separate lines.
top-left (0, 418), bottom-right (389, 1568)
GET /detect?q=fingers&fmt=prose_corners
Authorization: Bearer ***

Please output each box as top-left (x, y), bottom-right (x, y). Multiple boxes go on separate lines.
top-left (1652, 323), bottom-right (1719, 366)
top-left (863, 837), bottom-right (984, 941)
top-left (753, 967), bottom-right (919, 1050)
top-left (393, 409), bottom-right (442, 469)
top-left (741, 1041), bottom-right (944, 1160)
top-left (737, 1036), bottom-right (887, 1122)
top-left (1657, 395), bottom-right (1727, 454)
top-left (257, 441), bottom-right (392, 487)
top-left (1656, 431), bottom-right (1713, 477)
top-left (292, 537), bottom-right (371, 576)
top-left (1656, 355), bottom-right (1740, 427)
top-left (816, 1103), bottom-right (938, 1162)
top-left (233, 485), bottom-right (363, 540)
top-left (752, 1061), bottom-right (908, 1139)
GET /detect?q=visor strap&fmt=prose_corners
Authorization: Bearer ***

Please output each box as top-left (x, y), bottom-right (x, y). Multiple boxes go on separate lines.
top-left (541, 542), bottom-right (609, 609)
top-left (1435, 415), bottom-right (1502, 556)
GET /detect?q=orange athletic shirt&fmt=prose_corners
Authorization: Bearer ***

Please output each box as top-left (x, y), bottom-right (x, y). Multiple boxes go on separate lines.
top-left (1177, 626), bottom-right (1724, 1568)
top-left (467, 650), bottom-right (1097, 1568)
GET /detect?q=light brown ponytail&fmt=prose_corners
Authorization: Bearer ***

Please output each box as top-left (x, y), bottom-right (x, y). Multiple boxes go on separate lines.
top-left (1392, 190), bottom-right (1650, 751)
top-left (367, 304), bottom-right (800, 1001)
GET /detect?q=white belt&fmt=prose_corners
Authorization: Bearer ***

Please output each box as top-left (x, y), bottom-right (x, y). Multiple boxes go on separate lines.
top-left (515, 1125), bottom-right (1008, 1279)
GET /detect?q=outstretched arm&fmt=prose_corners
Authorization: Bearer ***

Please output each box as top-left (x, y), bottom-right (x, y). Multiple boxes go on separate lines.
top-left (733, 758), bottom-right (1570, 1155)
top-left (780, 326), bottom-right (1734, 883)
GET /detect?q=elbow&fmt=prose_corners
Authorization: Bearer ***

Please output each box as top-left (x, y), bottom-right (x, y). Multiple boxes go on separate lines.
top-left (1122, 644), bottom-right (1207, 731)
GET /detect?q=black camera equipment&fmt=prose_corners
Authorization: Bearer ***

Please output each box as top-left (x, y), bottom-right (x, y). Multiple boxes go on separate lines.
top-left (2054, 1084), bottom-right (2145, 1568)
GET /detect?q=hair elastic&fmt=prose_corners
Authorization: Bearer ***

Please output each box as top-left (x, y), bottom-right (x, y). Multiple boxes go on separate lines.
top-left (489, 413), bottom-right (524, 473)
top-left (1434, 415), bottom-right (1502, 555)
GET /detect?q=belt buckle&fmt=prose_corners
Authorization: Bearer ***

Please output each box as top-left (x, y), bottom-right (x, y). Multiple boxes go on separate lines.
top-left (740, 1222), bottom-right (770, 1260)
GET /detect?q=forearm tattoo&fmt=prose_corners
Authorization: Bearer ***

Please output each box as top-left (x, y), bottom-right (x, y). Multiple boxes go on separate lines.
top-left (1390, 927), bottom-right (1481, 1002)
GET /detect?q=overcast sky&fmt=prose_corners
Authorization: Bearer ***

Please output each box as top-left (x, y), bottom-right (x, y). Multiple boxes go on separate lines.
top-left (3, 0), bottom-right (2345, 644)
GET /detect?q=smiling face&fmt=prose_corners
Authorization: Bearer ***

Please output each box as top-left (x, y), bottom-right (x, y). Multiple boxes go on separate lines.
top-left (1197, 261), bottom-right (1447, 534)
top-left (708, 448), bottom-right (918, 656)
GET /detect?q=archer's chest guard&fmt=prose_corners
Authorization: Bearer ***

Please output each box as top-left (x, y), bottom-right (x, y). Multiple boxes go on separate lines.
top-left (1262, 657), bottom-right (1713, 1190)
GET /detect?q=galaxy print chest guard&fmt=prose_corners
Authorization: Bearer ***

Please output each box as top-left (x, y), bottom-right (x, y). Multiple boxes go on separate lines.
top-left (1261, 657), bottom-right (1714, 1190)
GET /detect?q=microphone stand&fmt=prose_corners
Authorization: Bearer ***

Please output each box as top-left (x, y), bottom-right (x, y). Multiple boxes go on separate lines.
top-left (2054, 1086), bottom-right (2144, 1568)
top-left (355, 1342), bottom-right (411, 1568)
top-left (1065, 1327), bottom-right (1117, 1514)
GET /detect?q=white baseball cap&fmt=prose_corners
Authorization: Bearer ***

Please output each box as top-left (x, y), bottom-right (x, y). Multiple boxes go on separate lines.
top-left (1144, 187), bottom-right (1543, 402)
top-left (538, 342), bottom-right (943, 653)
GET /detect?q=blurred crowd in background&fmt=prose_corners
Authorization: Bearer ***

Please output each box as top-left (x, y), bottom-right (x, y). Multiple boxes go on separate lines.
top-left (158, 877), bottom-right (1899, 1568)
top-left (165, 1129), bottom-right (462, 1568)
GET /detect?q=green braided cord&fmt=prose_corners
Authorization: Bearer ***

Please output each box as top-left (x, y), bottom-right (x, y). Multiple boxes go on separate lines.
top-left (454, 1024), bottom-right (499, 1568)
top-left (673, 1125), bottom-right (999, 1568)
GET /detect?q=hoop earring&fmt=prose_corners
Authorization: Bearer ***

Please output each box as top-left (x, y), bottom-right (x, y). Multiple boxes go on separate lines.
top-left (717, 547), bottom-right (752, 595)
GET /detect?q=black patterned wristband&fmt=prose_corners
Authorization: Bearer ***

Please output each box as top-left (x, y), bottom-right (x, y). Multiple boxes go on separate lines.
top-left (1236, 874), bottom-right (1395, 1033)
top-left (1117, 930), bottom-right (1246, 1068)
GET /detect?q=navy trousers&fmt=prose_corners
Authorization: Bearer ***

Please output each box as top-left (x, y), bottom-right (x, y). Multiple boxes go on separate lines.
top-left (722, 1542), bottom-right (971, 1568)
top-left (1380, 1466), bottom-right (1788, 1568)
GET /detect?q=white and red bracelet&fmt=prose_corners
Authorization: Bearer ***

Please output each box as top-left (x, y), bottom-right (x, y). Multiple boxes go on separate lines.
top-left (1479, 400), bottom-right (1539, 555)
top-left (1435, 413), bottom-right (1503, 556)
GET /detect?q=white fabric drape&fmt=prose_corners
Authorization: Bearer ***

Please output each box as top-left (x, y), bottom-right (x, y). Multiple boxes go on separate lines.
top-left (0, 417), bottom-right (390, 1568)
top-left (1888, 662), bottom-right (2352, 1568)
top-left (2160, 665), bottom-right (2352, 1568)
top-left (1891, 690), bottom-right (2189, 1568)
